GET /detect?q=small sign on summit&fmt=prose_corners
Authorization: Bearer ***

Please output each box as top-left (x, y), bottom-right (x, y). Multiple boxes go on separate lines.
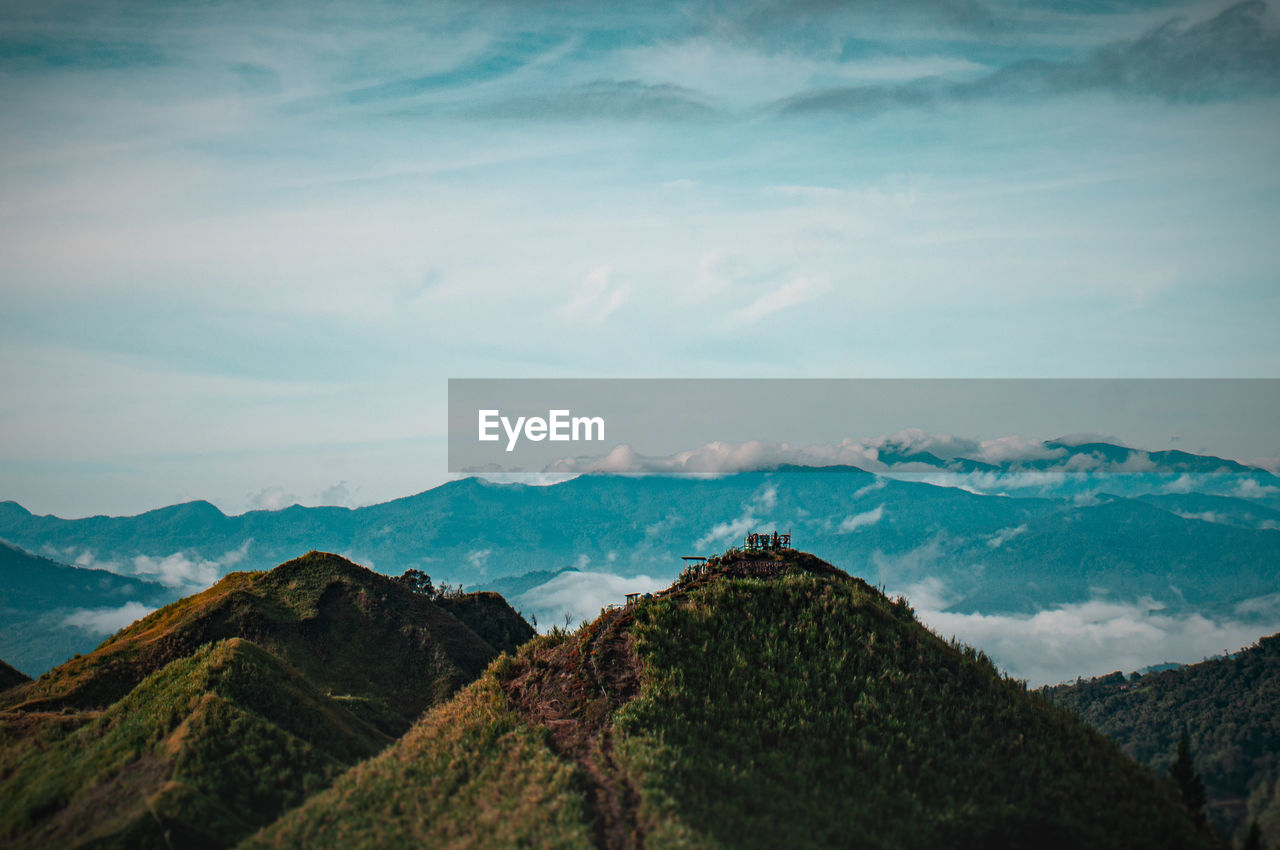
top-left (743, 530), bottom-right (791, 551)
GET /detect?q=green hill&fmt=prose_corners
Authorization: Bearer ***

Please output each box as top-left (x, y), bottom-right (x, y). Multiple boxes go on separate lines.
top-left (0, 551), bottom-right (535, 850)
top-left (0, 639), bottom-right (391, 850)
top-left (246, 549), bottom-right (1211, 850)
top-left (1, 551), bottom-right (526, 723)
top-left (1047, 634), bottom-right (1280, 847)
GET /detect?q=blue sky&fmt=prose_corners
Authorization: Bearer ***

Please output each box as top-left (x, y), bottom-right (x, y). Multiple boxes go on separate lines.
top-left (1, 0), bottom-right (1278, 516)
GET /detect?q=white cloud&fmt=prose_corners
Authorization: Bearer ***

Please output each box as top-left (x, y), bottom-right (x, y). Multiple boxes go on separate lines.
top-left (692, 482), bottom-right (780, 549)
top-left (560, 265), bottom-right (628, 323)
top-left (63, 601), bottom-right (154, 635)
top-left (514, 570), bottom-right (668, 630)
top-left (867, 428), bottom-right (980, 460)
top-left (976, 435), bottom-right (1067, 464)
top-left (1235, 479), bottom-right (1280, 500)
top-left (249, 485), bottom-right (300, 511)
top-left (695, 515), bottom-right (756, 550)
top-left (985, 524), bottom-right (1027, 548)
top-left (916, 596), bottom-right (1280, 687)
top-left (316, 480), bottom-right (357, 507)
top-left (852, 477), bottom-right (886, 499)
top-left (129, 539), bottom-right (251, 590)
top-left (1174, 511), bottom-right (1224, 525)
top-left (729, 275), bottom-right (831, 324)
top-left (839, 505), bottom-right (884, 533)
top-left (899, 576), bottom-right (954, 611)
top-left (872, 534), bottom-right (951, 586)
top-left (71, 548), bottom-right (122, 572)
top-left (542, 432), bottom-right (1193, 479)
top-left (754, 483), bottom-right (778, 511)
top-left (1116, 450), bottom-right (1157, 472)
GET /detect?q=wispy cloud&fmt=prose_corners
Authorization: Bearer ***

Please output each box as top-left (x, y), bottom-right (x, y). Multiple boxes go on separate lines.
top-left (63, 601), bottom-right (154, 634)
top-left (985, 524), bottom-right (1026, 548)
top-left (730, 275), bottom-right (831, 324)
top-left (248, 486), bottom-right (299, 511)
top-left (838, 504), bottom-right (884, 532)
top-left (560, 265), bottom-right (629, 323)
top-left (513, 569), bottom-right (668, 629)
top-left (777, 1), bottom-right (1280, 115)
top-left (480, 80), bottom-right (718, 121)
top-left (128, 540), bottom-right (251, 590)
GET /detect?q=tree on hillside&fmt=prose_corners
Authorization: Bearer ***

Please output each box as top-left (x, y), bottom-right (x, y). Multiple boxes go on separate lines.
top-left (396, 569), bottom-right (435, 597)
top-left (1169, 732), bottom-right (1207, 830)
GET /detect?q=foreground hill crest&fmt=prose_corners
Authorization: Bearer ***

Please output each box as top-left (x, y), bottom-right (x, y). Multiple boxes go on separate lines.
top-left (249, 548), bottom-right (1214, 850)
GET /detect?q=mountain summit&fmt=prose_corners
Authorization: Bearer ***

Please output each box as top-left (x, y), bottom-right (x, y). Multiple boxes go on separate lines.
top-left (249, 548), bottom-right (1211, 850)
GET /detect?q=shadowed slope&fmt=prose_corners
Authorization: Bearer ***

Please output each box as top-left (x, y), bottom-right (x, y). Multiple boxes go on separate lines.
top-left (0, 659), bottom-right (29, 692)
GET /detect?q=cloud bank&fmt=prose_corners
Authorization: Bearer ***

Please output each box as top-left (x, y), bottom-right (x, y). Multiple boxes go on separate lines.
top-left (63, 601), bottom-right (154, 635)
top-left (912, 594), bottom-right (1280, 687)
top-left (128, 540), bottom-right (252, 590)
top-left (545, 430), bottom-right (1275, 479)
top-left (513, 569), bottom-right (669, 629)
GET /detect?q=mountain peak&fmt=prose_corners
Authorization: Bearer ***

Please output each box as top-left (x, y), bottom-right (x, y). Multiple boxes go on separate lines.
top-left (250, 548), bottom-right (1212, 850)
top-left (2, 551), bottom-right (515, 719)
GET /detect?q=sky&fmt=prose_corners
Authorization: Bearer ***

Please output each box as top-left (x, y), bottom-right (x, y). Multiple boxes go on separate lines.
top-left (1, 0), bottom-right (1278, 517)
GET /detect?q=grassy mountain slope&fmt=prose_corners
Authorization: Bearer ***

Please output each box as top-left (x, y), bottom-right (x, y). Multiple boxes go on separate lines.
top-left (0, 638), bottom-right (392, 850)
top-left (248, 550), bottom-right (1210, 850)
top-left (2, 551), bottom-right (499, 722)
top-left (1047, 634), bottom-right (1280, 846)
top-left (0, 552), bottom-right (534, 849)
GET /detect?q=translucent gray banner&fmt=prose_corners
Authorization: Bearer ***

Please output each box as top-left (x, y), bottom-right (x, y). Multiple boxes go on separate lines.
top-left (447, 378), bottom-right (1279, 474)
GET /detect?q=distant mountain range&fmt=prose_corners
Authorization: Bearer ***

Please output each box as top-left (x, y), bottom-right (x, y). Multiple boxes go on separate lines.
top-left (1, 440), bottom-right (1277, 676)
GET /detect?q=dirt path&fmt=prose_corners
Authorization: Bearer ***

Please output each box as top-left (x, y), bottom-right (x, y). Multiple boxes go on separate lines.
top-left (500, 608), bottom-right (644, 850)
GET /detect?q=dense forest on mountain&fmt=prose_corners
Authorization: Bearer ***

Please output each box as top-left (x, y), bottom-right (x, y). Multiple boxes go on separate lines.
top-left (1049, 634), bottom-right (1280, 847)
